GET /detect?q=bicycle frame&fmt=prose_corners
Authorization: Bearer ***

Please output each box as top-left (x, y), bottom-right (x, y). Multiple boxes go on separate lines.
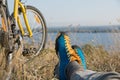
top-left (13, 0), bottom-right (33, 37)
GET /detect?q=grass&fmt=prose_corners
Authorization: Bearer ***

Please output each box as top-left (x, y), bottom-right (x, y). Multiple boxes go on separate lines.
top-left (82, 44), bottom-right (120, 72)
top-left (0, 42), bottom-right (120, 80)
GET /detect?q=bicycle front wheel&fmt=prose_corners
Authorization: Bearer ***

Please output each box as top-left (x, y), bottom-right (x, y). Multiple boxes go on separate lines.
top-left (19, 5), bottom-right (47, 56)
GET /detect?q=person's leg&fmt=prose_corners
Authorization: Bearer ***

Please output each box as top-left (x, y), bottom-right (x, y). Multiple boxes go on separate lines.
top-left (55, 32), bottom-right (81, 80)
top-left (66, 61), bottom-right (120, 80)
top-left (55, 32), bottom-right (120, 80)
top-left (66, 61), bottom-right (96, 80)
top-left (66, 61), bottom-right (84, 80)
top-left (93, 72), bottom-right (120, 80)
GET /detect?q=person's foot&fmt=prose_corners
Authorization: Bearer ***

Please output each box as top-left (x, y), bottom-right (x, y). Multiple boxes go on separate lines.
top-left (72, 45), bottom-right (87, 70)
top-left (55, 32), bottom-right (81, 80)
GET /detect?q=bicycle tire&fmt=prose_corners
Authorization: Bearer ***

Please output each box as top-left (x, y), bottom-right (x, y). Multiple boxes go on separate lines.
top-left (18, 5), bottom-right (47, 56)
top-left (0, 4), bottom-right (9, 62)
top-left (0, 4), bottom-right (11, 80)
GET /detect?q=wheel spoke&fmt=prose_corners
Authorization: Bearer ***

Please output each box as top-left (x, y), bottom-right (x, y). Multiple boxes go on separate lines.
top-left (19, 6), bottom-right (47, 58)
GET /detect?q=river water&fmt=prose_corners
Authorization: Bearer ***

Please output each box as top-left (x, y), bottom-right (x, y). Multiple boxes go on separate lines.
top-left (47, 32), bottom-right (120, 53)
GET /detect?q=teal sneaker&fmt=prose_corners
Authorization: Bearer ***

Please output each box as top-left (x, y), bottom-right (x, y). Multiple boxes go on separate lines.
top-left (55, 32), bottom-right (81, 80)
top-left (72, 45), bottom-right (87, 70)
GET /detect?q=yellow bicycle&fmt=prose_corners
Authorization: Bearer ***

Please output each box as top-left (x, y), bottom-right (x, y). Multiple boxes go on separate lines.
top-left (0, 0), bottom-right (47, 79)
top-left (1, 0), bottom-right (47, 56)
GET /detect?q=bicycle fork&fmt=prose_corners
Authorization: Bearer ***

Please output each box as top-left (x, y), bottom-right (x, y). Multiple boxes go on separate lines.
top-left (14, 1), bottom-right (33, 37)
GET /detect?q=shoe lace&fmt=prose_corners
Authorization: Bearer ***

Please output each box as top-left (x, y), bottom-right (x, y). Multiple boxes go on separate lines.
top-left (64, 35), bottom-right (81, 64)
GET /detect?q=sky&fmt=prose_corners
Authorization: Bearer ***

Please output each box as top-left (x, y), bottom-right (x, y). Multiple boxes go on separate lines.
top-left (8, 0), bottom-right (120, 27)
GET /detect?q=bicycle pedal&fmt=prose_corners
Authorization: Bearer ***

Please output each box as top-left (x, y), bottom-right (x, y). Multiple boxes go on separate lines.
top-left (22, 48), bottom-right (37, 56)
top-left (22, 48), bottom-right (30, 56)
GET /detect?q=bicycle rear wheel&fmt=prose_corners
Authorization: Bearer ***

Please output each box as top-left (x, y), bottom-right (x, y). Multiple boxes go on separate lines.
top-left (19, 5), bottom-right (47, 56)
top-left (0, 4), bottom-right (11, 79)
top-left (0, 4), bottom-right (9, 53)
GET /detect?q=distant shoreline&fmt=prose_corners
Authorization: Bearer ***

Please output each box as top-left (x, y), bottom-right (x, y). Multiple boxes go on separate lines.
top-left (47, 25), bottom-right (120, 33)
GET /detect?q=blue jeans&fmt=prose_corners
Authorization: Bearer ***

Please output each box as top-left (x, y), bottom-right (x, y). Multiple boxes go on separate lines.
top-left (66, 61), bottom-right (120, 80)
